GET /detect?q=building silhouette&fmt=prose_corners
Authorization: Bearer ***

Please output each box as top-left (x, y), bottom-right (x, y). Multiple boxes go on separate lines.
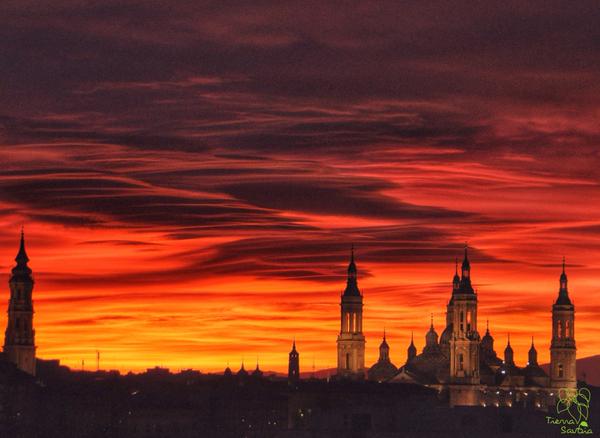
top-left (288, 340), bottom-right (299, 386)
top-left (350, 245), bottom-right (579, 407)
top-left (366, 330), bottom-right (397, 382)
top-left (3, 231), bottom-right (36, 375)
top-left (550, 258), bottom-right (577, 389)
top-left (336, 246), bottom-right (365, 379)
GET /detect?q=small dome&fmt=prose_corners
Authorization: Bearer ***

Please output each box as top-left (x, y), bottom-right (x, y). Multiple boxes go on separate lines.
top-left (481, 332), bottom-right (493, 349)
top-left (426, 326), bottom-right (438, 346)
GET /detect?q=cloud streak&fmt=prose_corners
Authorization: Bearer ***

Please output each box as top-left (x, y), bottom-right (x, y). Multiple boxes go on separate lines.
top-left (0, 1), bottom-right (599, 372)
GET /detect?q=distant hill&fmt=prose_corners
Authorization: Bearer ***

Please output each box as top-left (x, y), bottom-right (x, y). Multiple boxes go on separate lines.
top-left (541, 354), bottom-right (600, 386)
top-left (300, 367), bottom-right (337, 379)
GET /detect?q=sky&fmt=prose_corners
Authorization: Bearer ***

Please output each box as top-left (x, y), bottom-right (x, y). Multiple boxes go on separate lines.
top-left (1, 1), bottom-right (600, 373)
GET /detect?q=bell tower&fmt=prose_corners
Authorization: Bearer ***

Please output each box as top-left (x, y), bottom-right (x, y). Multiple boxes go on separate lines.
top-left (3, 230), bottom-right (36, 375)
top-left (550, 258), bottom-right (576, 389)
top-left (449, 246), bottom-right (480, 406)
top-left (336, 246), bottom-right (365, 378)
top-left (288, 339), bottom-right (300, 386)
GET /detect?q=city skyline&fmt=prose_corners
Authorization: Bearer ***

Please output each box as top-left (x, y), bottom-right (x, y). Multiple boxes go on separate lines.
top-left (1, 1), bottom-right (600, 375)
top-left (0, 232), bottom-right (595, 374)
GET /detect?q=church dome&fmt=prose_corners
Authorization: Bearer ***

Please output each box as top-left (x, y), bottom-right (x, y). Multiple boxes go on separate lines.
top-left (368, 360), bottom-right (398, 383)
top-left (439, 324), bottom-right (452, 345)
top-left (423, 318), bottom-right (441, 355)
top-left (481, 323), bottom-right (494, 351)
top-left (425, 325), bottom-right (438, 346)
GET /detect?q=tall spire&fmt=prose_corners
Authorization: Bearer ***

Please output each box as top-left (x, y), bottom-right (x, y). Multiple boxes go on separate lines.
top-left (556, 256), bottom-right (572, 305)
top-left (407, 331), bottom-right (417, 362)
top-left (486, 319), bottom-right (490, 334)
top-left (462, 242), bottom-right (470, 267)
top-left (458, 243), bottom-right (474, 293)
top-left (343, 244), bottom-right (360, 296)
top-left (430, 313), bottom-right (434, 329)
top-left (15, 227), bottom-right (29, 265)
top-left (11, 228), bottom-right (33, 280)
top-left (504, 333), bottom-right (514, 366)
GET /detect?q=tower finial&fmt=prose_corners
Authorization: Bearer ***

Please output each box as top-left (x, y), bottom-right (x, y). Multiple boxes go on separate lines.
top-left (16, 227), bottom-right (29, 263)
top-left (486, 319), bottom-right (489, 332)
top-left (531, 335), bottom-right (534, 346)
top-left (507, 333), bottom-right (511, 345)
top-left (383, 326), bottom-right (386, 341)
top-left (411, 330), bottom-right (414, 342)
top-left (351, 243), bottom-right (355, 263)
top-left (430, 313), bottom-right (434, 328)
top-left (562, 256), bottom-right (566, 274)
top-left (455, 257), bottom-right (458, 274)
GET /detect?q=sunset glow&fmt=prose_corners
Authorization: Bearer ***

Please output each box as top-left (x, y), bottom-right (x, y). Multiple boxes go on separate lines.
top-left (1, 1), bottom-right (599, 374)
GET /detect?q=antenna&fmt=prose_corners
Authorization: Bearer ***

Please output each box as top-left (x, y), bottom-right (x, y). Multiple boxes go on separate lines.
top-left (96, 350), bottom-right (100, 372)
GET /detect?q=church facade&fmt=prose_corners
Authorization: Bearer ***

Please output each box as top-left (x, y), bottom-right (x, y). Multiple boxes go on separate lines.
top-left (336, 246), bottom-right (577, 407)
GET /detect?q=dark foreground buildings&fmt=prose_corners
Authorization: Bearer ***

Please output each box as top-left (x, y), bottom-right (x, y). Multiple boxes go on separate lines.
top-left (0, 234), bottom-right (597, 437)
top-left (1, 363), bottom-right (598, 437)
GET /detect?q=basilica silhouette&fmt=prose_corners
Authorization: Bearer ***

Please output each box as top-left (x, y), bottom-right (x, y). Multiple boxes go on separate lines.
top-left (320, 245), bottom-right (577, 406)
top-left (0, 232), bottom-right (579, 412)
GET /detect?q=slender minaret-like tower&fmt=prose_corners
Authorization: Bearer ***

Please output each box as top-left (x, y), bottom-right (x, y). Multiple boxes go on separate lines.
top-left (449, 246), bottom-right (480, 406)
top-left (407, 331), bottom-right (417, 363)
top-left (288, 339), bottom-right (300, 386)
top-left (550, 258), bottom-right (576, 389)
top-left (336, 246), bottom-right (365, 378)
top-left (3, 230), bottom-right (36, 375)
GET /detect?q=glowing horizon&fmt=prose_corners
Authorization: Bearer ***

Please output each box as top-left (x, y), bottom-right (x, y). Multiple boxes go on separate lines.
top-left (1, 1), bottom-right (599, 374)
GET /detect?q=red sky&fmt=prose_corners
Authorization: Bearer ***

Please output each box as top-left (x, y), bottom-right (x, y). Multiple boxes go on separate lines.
top-left (0, 1), bottom-right (599, 373)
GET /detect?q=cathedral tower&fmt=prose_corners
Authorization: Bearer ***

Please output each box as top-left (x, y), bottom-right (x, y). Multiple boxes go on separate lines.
top-left (3, 231), bottom-right (36, 375)
top-left (336, 246), bottom-right (365, 378)
top-left (550, 259), bottom-right (576, 389)
top-left (449, 247), bottom-right (480, 384)
top-left (449, 247), bottom-right (480, 406)
top-left (288, 340), bottom-right (300, 386)
top-left (439, 260), bottom-right (459, 358)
